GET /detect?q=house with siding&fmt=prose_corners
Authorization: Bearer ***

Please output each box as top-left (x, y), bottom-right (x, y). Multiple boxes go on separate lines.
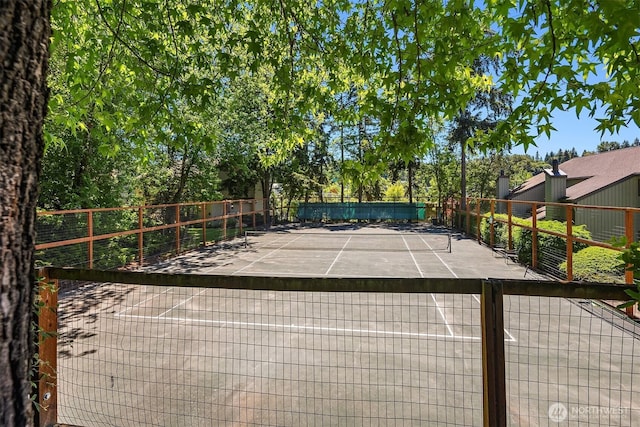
top-left (501, 146), bottom-right (640, 242)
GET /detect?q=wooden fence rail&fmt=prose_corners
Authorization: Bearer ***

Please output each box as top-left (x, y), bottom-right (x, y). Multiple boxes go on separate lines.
top-left (456, 197), bottom-right (640, 316)
top-left (36, 199), bottom-right (268, 268)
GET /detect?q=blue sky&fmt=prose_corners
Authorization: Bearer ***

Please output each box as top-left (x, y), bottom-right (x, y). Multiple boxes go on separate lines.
top-left (510, 110), bottom-right (640, 157)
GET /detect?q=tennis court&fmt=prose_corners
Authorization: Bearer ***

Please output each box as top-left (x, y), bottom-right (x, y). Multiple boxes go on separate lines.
top-left (147, 223), bottom-right (531, 279)
top-left (55, 224), bottom-right (640, 426)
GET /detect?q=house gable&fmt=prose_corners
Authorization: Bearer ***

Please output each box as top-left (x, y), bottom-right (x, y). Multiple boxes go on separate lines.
top-left (509, 146), bottom-right (640, 203)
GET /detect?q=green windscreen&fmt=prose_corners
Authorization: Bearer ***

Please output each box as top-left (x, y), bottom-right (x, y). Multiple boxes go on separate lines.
top-left (297, 202), bottom-right (426, 221)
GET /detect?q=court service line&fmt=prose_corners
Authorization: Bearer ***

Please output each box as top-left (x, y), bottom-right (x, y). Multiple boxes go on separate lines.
top-left (472, 294), bottom-right (517, 342)
top-left (156, 289), bottom-right (207, 318)
top-left (402, 235), bottom-right (424, 278)
top-left (231, 235), bottom-right (305, 275)
top-left (201, 234), bottom-right (295, 273)
top-left (324, 236), bottom-right (353, 276)
top-left (116, 287), bottom-right (174, 316)
top-left (430, 294), bottom-right (455, 336)
top-left (417, 236), bottom-right (456, 337)
top-left (233, 271), bottom-right (425, 278)
top-left (420, 235), bottom-right (517, 342)
top-left (115, 313), bottom-right (482, 341)
top-left (419, 236), bottom-right (458, 278)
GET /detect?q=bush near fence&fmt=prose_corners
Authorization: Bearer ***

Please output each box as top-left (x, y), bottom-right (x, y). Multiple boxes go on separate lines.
top-left (517, 220), bottom-right (591, 266)
top-left (560, 246), bottom-right (626, 283)
top-left (479, 213), bottom-right (592, 267)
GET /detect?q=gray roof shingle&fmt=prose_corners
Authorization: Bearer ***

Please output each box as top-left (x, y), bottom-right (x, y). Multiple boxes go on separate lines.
top-left (510, 146), bottom-right (640, 201)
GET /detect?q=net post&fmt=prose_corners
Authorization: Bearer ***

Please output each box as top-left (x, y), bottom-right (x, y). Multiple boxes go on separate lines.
top-left (481, 279), bottom-right (506, 427)
top-left (37, 268), bottom-right (58, 427)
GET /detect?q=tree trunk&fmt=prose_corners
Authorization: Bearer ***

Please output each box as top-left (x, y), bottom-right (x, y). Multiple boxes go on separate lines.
top-left (260, 171), bottom-right (272, 228)
top-left (407, 161), bottom-right (413, 203)
top-left (0, 1), bottom-right (51, 426)
top-left (460, 143), bottom-right (467, 210)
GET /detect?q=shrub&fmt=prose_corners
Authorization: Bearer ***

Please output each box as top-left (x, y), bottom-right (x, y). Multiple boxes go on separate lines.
top-left (384, 182), bottom-right (406, 201)
top-left (559, 246), bottom-right (625, 283)
top-left (478, 214), bottom-right (592, 268)
top-left (479, 213), bottom-right (528, 249)
top-left (517, 219), bottom-right (591, 266)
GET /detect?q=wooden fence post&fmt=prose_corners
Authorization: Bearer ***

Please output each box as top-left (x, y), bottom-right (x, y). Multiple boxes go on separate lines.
top-left (507, 201), bottom-right (513, 251)
top-left (466, 198), bottom-right (471, 235)
top-left (88, 210), bottom-right (93, 269)
top-left (201, 202), bottom-right (207, 246)
top-left (566, 205), bottom-right (573, 281)
top-left (37, 268), bottom-right (58, 427)
top-left (490, 199), bottom-right (495, 248)
top-left (531, 203), bottom-right (538, 269)
top-left (481, 279), bottom-right (506, 427)
top-left (138, 206), bottom-right (144, 267)
top-left (625, 209), bottom-right (635, 316)
top-left (239, 200), bottom-right (243, 236)
top-left (476, 202), bottom-right (481, 244)
top-left (252, 200), bottom-right (256, 229)
top-left (175, 204), bottom-right (181, 254)
top-left (222, 201), bottom-right (227, 240)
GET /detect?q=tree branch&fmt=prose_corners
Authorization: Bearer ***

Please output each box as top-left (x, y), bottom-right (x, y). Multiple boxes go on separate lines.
top-left (391, 11), bottom-right (402, 131)
top-left (69, 0), bottom-right (125, 106)
top-left (95, 0), bottom-right (172, 77)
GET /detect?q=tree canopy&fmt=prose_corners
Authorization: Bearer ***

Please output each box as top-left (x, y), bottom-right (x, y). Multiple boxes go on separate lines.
top-left (47, 0), bottom-right (640, 164)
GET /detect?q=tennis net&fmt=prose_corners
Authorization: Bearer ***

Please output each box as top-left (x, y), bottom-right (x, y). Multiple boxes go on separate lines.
top-left (243, 230), bottom-right (452, 253)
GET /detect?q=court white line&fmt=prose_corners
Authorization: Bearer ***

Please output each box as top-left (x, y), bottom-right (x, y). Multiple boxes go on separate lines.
top-left (190, 235), bottom-right (296, 273)
top-left (324, 236), bottom-right (352, 275)
top-left (114, 313), bottom-right (482, 341)
top-left (231, 235), bottom-right (305, 275)
top-left (156, 289), bottom-right (206, 318)
top-left (419, 235), bottom-right (517, 342)
top-left (471, 294), bottom-right (517, 342)
top-left (431, 294), bottom-right (455, 336)
top-left (116, 287), bottom-right (174, 315)
top-left (232, 271), bottom-right (424, 278)
top-left (419, 235), bottom-right (458, 278)
top-left (402, 235), bottom-right (424, 278)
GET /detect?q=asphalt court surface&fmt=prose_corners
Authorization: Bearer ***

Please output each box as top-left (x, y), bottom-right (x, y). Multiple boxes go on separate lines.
top-left (147, 223), bottom-right (543, 279)
top-left (57, 224), bottom-right (640, 426)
